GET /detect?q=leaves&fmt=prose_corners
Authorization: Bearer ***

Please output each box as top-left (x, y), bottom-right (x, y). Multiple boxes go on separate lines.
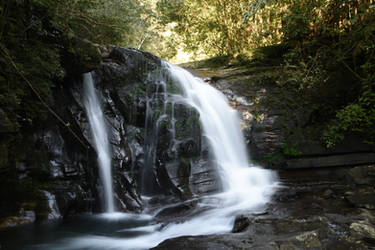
top-left (42, 0), bottom-right (152, 47)
top-left (156, 0), bottom-right (280, 58)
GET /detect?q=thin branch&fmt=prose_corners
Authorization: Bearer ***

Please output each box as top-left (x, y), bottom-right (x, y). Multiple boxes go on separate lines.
top-left (0, 46), bottom-right (89, 149)
top-left (341, 59), bottom-right (367, 81)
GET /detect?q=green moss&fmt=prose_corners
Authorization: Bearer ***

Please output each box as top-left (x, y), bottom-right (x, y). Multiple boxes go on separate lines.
top-left (259, 153), bottom-right (285, 165)
top-left (282, 142), bottom-right (302, 157)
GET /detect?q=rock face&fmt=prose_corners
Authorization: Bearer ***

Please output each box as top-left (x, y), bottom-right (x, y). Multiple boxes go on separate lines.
top-left (286, 153), bottom-right (375, 169)
top-left (66, 47), bottom-right (219, 212)
top-left (188, 64), bottom-right (375, 170)
top-left (0, 46), bottom-right (220, 226)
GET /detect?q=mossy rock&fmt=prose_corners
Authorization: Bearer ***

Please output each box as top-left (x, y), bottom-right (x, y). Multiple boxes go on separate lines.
top-left (174, 105), bottom-right (200, 140)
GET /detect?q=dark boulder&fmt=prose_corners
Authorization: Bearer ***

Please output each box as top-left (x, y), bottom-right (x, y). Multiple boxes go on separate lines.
top-left (232, 215), bottom-right (251, 233)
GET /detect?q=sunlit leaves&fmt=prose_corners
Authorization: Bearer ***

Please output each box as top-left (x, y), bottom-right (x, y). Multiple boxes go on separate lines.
top-left (41, 0), bottom-right (152, 47)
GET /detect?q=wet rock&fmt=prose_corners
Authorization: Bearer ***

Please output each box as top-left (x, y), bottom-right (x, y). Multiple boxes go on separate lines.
top-left (347, 165), bottom-right (375, 185)
top-left (345, 188), bottom-right (375, 209)
top-left (292, 230), bottom-right (322, 249)
top-left (151, 167), bottom-right (375, 250)
top-left (155, 200), bottom-right (198, 218)
top-left (232, 215), bottom-right (251, 233)
top-left (189, 159), bottom-right (221, 195)
top-left (98, 47), bottom-right (160, 86)
top-left (152, 236), bottom-right (233, 250)
top-left (350, 221), bottom-right (375, 239)
top-left (249, 114), bottom-right (283, 163)
top-left (276, 189), bottom-right (298, 202)
top-left (0, 209), bottom-right (36, 228)
top-left (286, 153), bottom-right (375, 169)
top-left (63, 48), bottom-right (164, 212)
top-left (63, 47), bottom-right (216, 213)
top-left (279, 243), bottom-right (298, 250)
top-left (41, 190), bottom-right (61, 220)
top-left (55, 186), bottom-right (93, 217)
top-left (322, 189), bottom-right (334, 199)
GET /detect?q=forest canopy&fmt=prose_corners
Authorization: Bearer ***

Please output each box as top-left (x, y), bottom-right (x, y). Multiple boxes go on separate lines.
top-left (0, 0), bottom-right (374, 152)
top-left (155, 0), bottom-right (375, 147)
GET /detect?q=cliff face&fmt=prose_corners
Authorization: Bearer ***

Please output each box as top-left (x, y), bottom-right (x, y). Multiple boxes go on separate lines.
top-left (185, 62), bottom-right (375, 170)
top-left (0, 47), bottom-right (221, 227)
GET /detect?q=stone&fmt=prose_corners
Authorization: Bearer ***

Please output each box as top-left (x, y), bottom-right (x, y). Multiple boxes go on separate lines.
top-left (350, 221), bottom-right (375, 239)
top-left (279, 244), bottom-right (298, 250)
top-left (286, 153), bottom-right (375, 169)
top-left (322, 189), bottom-right (333, 199)
top-left (248, 114), bottom-right (283, 163)
top-left (232, 215), bottom-right (251, 233)
top-left (345, 188), bottom-right (375, 210)
top-left (62, 36), bottom-right (102, 75)
top-left (155, 200), bottom-right (198, 218)
top-left (292, 230), bottom-right (322, 249)
top-left (0, 209), bottom-right (36, 228)
top-left (41, 191), bottom-right (61, 220)
top-left (347, 165), bottom-right (375, 185)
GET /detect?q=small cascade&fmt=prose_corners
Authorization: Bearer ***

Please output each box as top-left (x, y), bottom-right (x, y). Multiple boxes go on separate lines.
top-left (83, 73), bottom-right (115, 213)
top-left (42, 190), bottom-right (61, 220)
top-left (141, 78), bottom-right (168, 195)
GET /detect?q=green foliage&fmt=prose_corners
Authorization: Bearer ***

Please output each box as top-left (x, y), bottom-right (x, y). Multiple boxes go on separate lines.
top-left (38, 0), bottom-right (151, 47)
top-left (281, 0), bottom-right (321, 44)
top-left (324, 84), bottom-right (375, 148)
top-left (0, 1), bottom-right (63, 125)
top-left (282, 142), bottom-right (302, 157)
top-left (244, 0), bottom-right (275, 20)
top-left (279, 47), bottom-right (327, 92)
top-left (156, 0), bottom-right (258, 58)
top-left (260, 153), bottom-right (285, 166)
top-left (0, 0), bottom-right (156, 145)
top-left (268, 0), bottom-right (375, 148)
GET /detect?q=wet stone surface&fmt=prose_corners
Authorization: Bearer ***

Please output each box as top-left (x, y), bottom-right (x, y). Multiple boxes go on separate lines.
top-left (153, 166), bottom-right (375, 250)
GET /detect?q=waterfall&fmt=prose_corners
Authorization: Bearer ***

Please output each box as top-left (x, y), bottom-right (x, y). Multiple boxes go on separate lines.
top-left (165, 62), bottom-right (276, 210)
top-left (83, 73), bottom-right (115, 213)
top-left (53, 65), bottom-right (277, 250)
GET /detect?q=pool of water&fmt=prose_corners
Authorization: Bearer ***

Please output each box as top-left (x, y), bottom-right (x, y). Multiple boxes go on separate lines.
top-left (0, 213), bottom-right (156, 250)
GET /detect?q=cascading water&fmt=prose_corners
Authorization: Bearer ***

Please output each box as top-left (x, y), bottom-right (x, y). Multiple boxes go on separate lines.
top-left (24, 64), bottom-right (277, 250)
top-left (142, 79), bottom-right (167, 195)
top-left (165, 62), bottom-right (277, 209)
top-left (83, 73), bottom-right (115, 213)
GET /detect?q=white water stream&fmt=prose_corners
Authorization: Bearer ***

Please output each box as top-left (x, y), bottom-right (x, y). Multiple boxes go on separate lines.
top-left (83, 73), bottom-right (115, 213)
top-left (52, 65), bottom-right (277, 250)
top-left (166, 62), bottom-right (277, 210)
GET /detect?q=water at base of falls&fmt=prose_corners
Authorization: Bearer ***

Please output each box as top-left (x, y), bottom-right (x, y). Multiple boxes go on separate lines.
top-left (0, 64), bottom-right (278, 250)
